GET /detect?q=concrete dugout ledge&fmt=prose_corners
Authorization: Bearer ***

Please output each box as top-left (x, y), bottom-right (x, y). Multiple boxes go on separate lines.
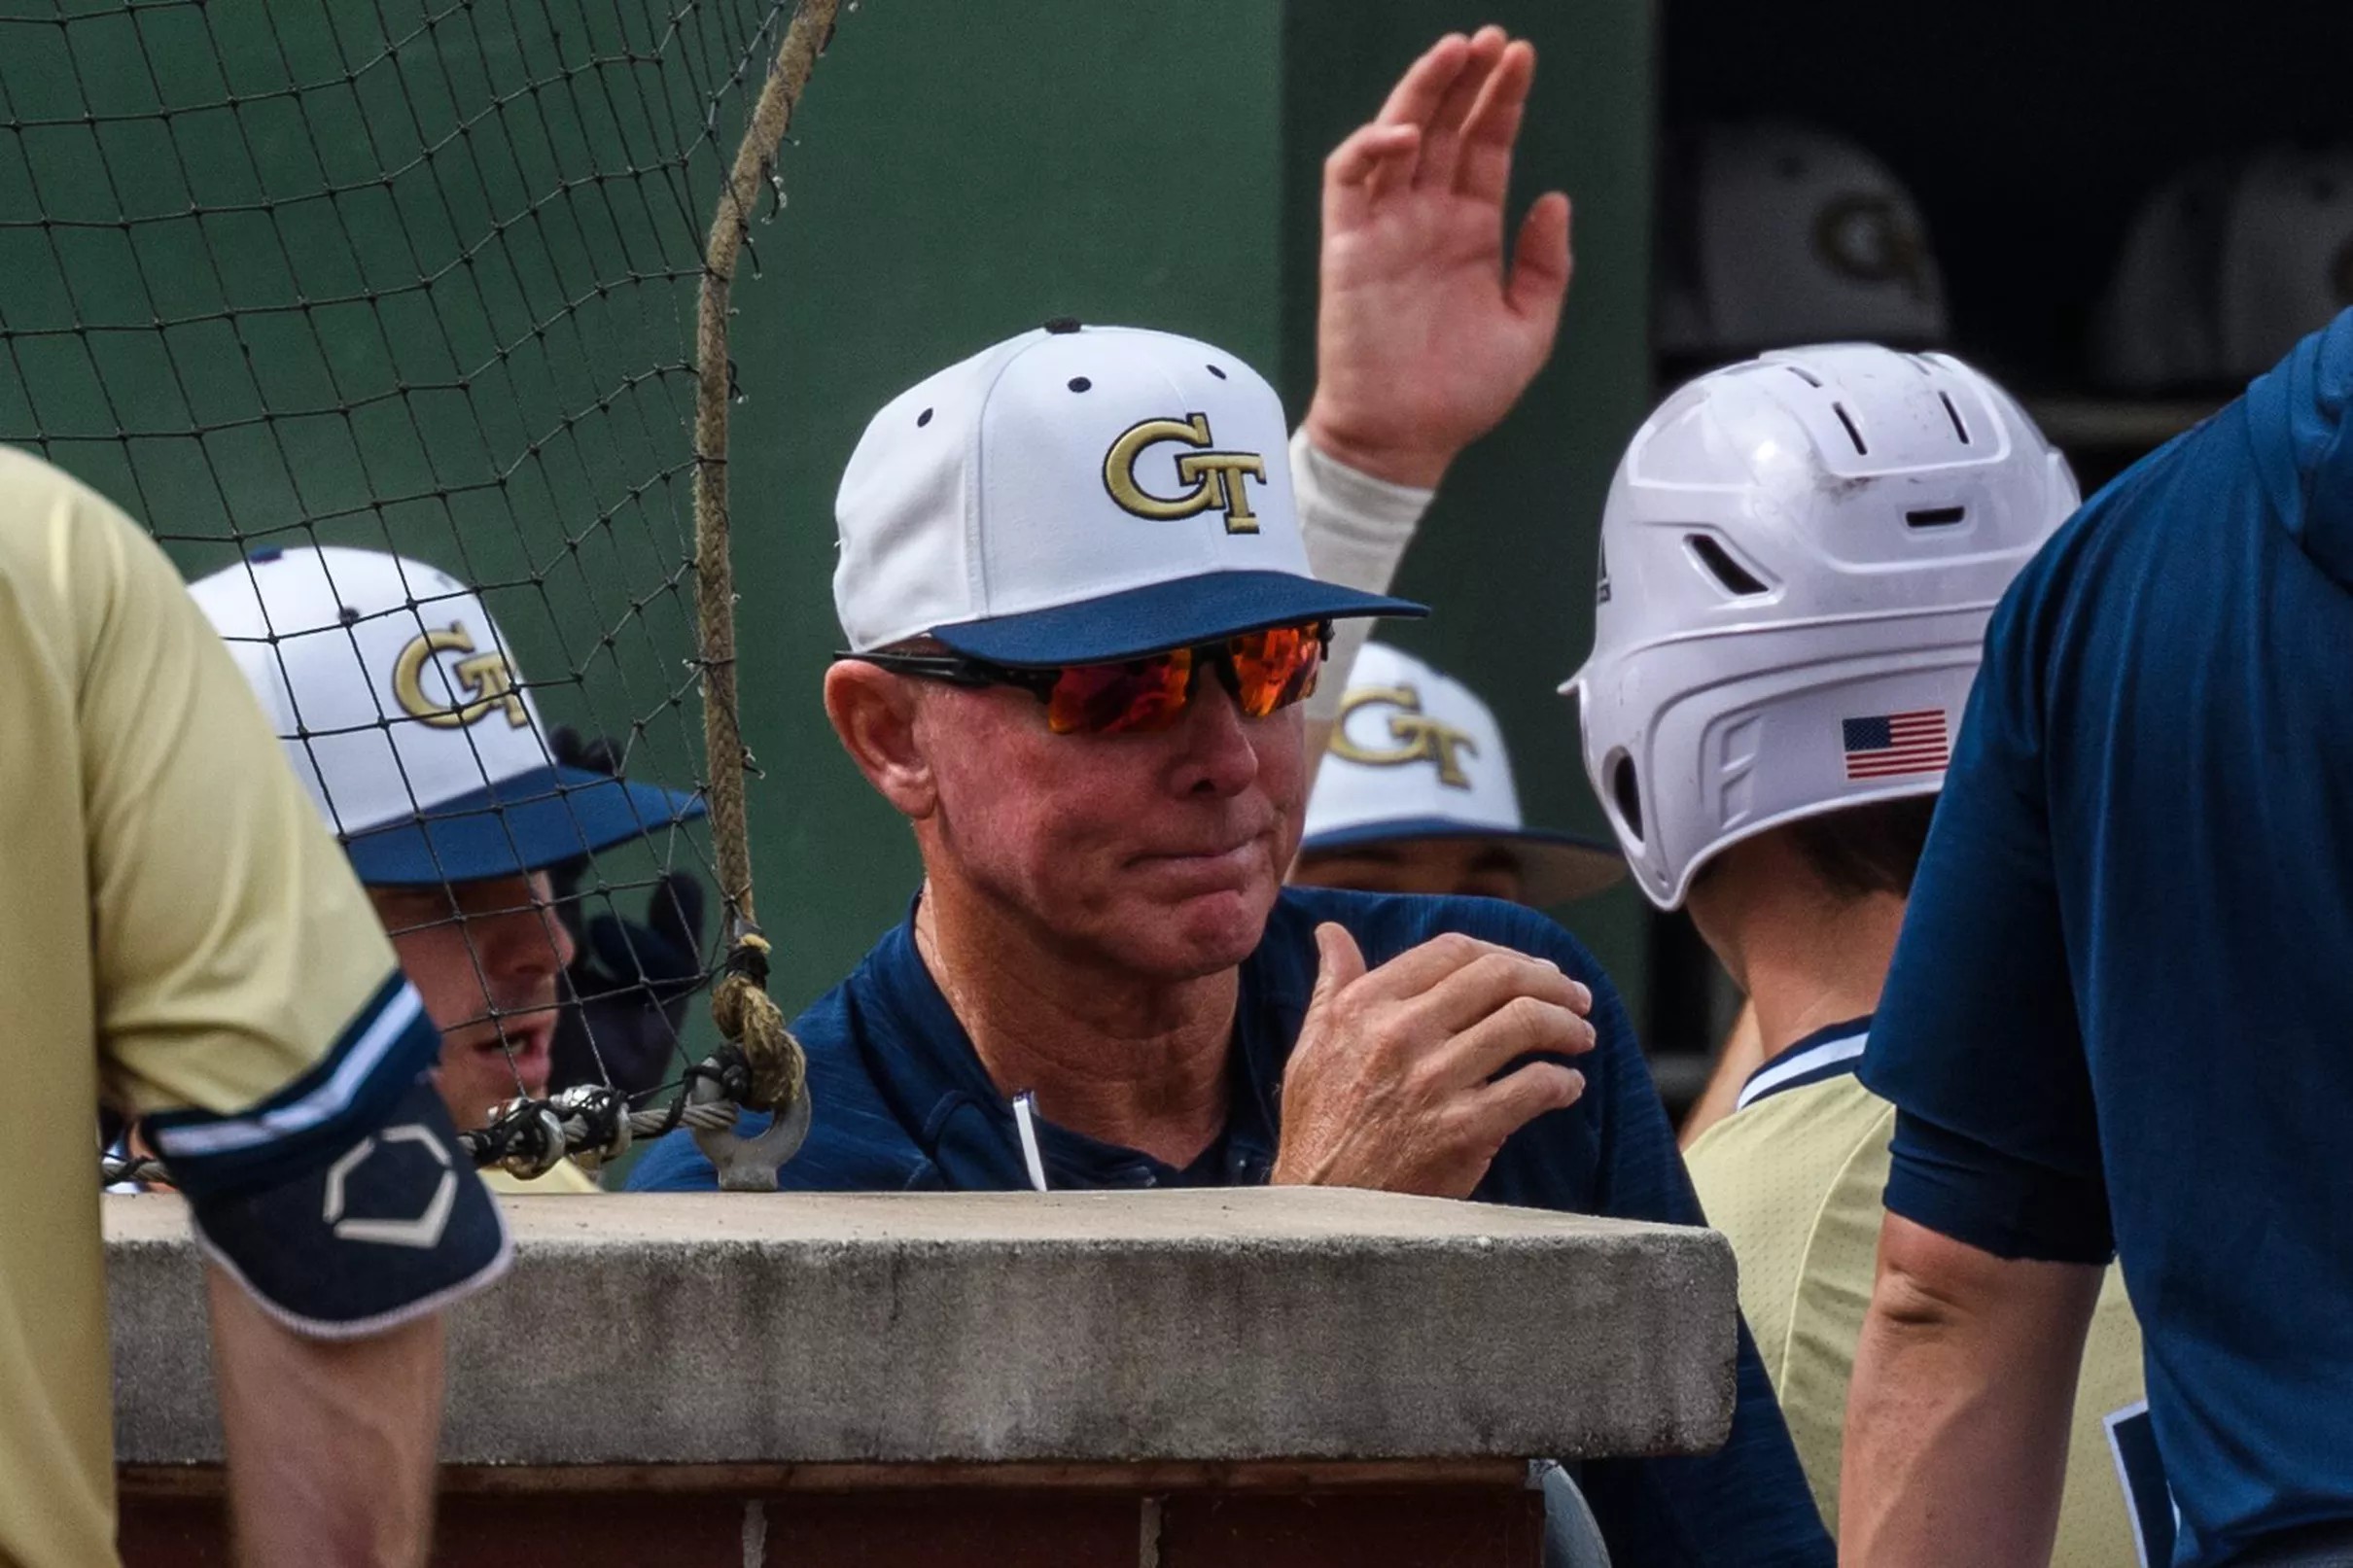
top-left (108, 1189), bottom-right (1737, 1470)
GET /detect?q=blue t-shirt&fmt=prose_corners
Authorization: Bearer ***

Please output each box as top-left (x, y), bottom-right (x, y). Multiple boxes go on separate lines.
top-left (634, 885), bottom-right (1831, 1567)
top-left (1864, 310), bottom-right (2353, 1566)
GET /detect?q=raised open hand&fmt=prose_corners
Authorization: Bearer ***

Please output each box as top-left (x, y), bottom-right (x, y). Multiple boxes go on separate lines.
top-left (1304, 28), bottom-right (1573, 490)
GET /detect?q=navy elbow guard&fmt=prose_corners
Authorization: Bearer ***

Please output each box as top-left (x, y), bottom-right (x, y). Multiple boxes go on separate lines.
top-left (139, 976), bottom-right (511, 1335)
top-left (186, 1071), bottom-right (511, 1338)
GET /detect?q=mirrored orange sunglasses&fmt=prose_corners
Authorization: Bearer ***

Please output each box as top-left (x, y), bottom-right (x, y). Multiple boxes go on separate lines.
top-left (840, 620), bottom-right (1329, 736)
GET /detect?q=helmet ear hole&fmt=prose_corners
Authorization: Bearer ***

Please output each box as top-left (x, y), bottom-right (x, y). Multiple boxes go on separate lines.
top-left (1687, 534), bottom-right (1772, 596)
top-left (1609, 750), bottom-right (1645, 844)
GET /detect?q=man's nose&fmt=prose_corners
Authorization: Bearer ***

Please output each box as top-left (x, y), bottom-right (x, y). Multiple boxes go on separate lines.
top-left (1170, 676), bottom-right (1262, 798)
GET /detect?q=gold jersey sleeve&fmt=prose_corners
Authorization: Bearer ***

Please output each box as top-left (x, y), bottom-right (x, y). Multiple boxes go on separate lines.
top-left (1688, 1070), bottom-right (2160, 1566)
top-left (0, 448), bottom-right (409, 1568)
top-left (41, 472), bottom-right (402, 1116)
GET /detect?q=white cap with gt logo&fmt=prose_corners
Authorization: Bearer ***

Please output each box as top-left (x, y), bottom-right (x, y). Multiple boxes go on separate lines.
top-left (832, 320), bottom-right (1423, 666)
top-left (190, 545), bottom-right (702, 887)
top-left (1303, 643), bottom-right (1623, 905)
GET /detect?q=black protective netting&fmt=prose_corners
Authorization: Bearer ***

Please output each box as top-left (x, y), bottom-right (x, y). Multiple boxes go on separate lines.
top-left (2, 0), bottom-right (806, 1163)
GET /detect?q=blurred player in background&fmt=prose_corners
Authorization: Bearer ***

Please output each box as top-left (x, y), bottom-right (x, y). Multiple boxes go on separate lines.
top-left (1568, 344), bottom-right (2169, 1563)
top-left (1843, 314), bottom-right (2353, 1567)
top-left (638, 31), bottom-right (1834, 1564)
top-left (191, 545), bottom-right (706, 1193)
top-left (1291, 641), bottom-right (1621, 905)
top-left (1, 448), bottom-right (508, 1567)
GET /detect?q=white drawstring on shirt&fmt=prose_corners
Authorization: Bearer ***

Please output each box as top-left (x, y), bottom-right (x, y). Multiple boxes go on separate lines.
top-left (1011, 1091), bottom-right (1048, 1193)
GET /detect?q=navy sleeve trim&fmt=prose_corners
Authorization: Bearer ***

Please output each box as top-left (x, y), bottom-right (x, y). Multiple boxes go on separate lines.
top-left (1882, 1108), bottom-right (2115, 1265)
top-left (143, 972), bottom-right (444, 1196)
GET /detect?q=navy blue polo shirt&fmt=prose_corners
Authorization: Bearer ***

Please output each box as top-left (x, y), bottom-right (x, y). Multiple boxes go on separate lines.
top-left (1864, 311), bottom-right (2353, 1565)
top-left (634, 885), bottom-right (1831, 1567)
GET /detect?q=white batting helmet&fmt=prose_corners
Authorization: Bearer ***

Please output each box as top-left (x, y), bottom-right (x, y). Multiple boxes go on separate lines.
top-left (1656, 122), bottom-right (1949, 361)
top-left (2094, 146), bottom-right (2353, 392)
top-left (1564, 344), bottom-right (2078, 910)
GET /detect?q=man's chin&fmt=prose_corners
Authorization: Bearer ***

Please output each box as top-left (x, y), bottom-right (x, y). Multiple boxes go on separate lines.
top-left (1117, 885), bottom-right (1277, 977)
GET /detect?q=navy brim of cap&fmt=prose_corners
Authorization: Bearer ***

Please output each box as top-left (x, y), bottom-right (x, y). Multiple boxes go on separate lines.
top-left (343, 764), bottom-right (707, 887)
top-left (928, 570), bottom-right (1426, 667)
top-left (1298, 815), bottom-right (1629, 906)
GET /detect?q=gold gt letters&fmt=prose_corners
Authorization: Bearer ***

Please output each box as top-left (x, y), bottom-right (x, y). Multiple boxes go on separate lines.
top-left (392, 624), bottom-right (529, 729)
top-left (1331, 684), bottom-right (1480, 788)
top-left (1103, 413), bottom-right (1268, 534)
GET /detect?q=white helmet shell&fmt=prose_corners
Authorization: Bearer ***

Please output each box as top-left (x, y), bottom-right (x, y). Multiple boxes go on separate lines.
top-left (1565, 345), bottom-right (2078, 910)
top-left (1657, 122), bottom-right (1949, 360)
top-left (2095, 145), bottom-right (2353, 392)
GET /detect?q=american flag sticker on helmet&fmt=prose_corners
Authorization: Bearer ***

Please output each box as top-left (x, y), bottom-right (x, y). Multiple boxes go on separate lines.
top-left (1842, 709), bottom-right (1949, 780)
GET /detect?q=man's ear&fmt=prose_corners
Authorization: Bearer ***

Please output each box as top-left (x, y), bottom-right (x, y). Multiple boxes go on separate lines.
top-left (825, 660), bottom-right (938, 819)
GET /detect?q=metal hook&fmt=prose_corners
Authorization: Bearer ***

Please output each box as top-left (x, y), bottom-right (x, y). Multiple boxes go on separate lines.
top-left (688, 1061), bottom-right (813, 1192)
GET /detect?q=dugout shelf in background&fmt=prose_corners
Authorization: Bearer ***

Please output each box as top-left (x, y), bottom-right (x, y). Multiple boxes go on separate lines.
top-left (2019, 396), bottom-right (2229, 455)
top-left (1662, 0), bottom-right (2353, 393)
top-left (1638, 0), bottom-right (2353, 1073)
top-left (108, 1189), bottom-right (1738, 1568)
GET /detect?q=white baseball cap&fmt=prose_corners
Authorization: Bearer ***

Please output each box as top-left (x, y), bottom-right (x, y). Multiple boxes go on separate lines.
top-left (833, 320), bottom-right (1423, 665)
top-left (2095, 146), bottom-right (2353, 391)
top-left (190, 545), bottom-right (704, 886)
top-left (1657, 122), bottom-right (1948, 361)
top-left (1301, 644), bottom-right (1623, 905)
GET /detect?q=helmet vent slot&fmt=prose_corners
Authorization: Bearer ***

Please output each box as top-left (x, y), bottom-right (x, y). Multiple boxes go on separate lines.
top-left (1686, 533), bottom-right (1771, 596)
top-left (1907, 505), bottom-right (1968, 529)
top-left (1938, 391), bottom-right (1973, 444)
top-left (1610, 753), bottom-right (1645, 842)
top-left (1783, 364), bottom-right (1823, 388)
top-left (1832, 402), bottom-right (1869, 455)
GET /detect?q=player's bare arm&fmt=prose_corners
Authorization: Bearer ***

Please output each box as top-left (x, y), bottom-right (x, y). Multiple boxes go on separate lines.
top-left (1840, 1214), bottom-right (2103, 1566)
top-left (1296, 27), bottom-right (1575, 774)
top-left (207, 1266), bottom-right (442, 1568)
top-left (1273, 925), bottom-right (1595, 1197)
top-left (1305, 26), bottom-right (1572, 492)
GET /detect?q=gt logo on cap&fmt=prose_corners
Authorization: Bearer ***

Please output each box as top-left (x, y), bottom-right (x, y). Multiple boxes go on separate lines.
top-left (1332, 683), bottom-right (1479, 788)
top-left (392, 623), bottom-right (528, 730)
top-left (1103, 413), bottom-right (1268, 535)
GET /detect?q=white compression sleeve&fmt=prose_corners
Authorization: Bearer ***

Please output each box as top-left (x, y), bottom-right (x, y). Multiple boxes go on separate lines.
top-left (1289, 427), bottom-right (1434, 722)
